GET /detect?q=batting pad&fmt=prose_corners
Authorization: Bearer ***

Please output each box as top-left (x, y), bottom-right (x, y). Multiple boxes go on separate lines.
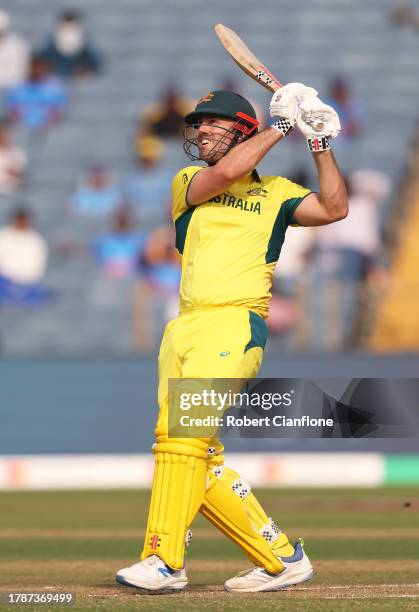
top-left (141, 451), bottom-right (207, 570)
top-left (200, 466), bottom-right (286, 574)
top-left (222, 467), bottom-right (295, 558)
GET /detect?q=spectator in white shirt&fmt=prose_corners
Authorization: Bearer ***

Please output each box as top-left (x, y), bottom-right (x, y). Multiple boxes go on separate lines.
top-left (0, 208), bottom-right (47, 284)
top-left (310, 170), bottom-right (391, 349)
top-left (0, 121), bottom-right (26, 194)
top-left (314, 170), bottom-right (391, 268)
top-left (0, 10), bottom-right (29, 89)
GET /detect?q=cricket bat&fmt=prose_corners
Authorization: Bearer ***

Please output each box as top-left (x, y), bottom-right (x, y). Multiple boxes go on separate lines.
top-left (214, 23), bottom-right (323, 132)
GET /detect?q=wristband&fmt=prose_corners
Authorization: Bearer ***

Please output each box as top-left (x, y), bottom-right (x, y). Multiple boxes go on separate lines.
top-left (271, 119), bottom-right (293, 138)
top-left (307, 136), bottom-right (331, 153)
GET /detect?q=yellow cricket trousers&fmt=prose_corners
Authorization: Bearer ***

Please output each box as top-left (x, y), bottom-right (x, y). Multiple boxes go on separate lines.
top-left (141, 306), bottom-right (288, 572)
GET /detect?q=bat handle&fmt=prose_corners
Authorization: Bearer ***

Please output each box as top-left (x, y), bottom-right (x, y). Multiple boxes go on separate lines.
top-left (314, 122), bottom-right (324, 132)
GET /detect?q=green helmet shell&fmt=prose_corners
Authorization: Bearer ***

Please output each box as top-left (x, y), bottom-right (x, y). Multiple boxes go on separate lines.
top-left (185, 90), bottom-right (258, 129)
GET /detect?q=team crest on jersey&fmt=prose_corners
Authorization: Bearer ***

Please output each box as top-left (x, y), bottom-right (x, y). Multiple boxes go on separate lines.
top-left (198, 92), bottom-right (215, 104)
top-left (247, 187), bottom-right (268, 197)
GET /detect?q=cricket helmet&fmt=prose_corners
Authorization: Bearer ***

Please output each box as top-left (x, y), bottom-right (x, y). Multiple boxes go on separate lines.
top-left (183, 90), bottom-right (259, 162)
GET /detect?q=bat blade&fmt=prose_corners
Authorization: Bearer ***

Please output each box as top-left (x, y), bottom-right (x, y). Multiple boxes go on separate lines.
top-left (215, 23), bottom-right (281, 93)
top-left (214, 23), bottom-right (324, 132)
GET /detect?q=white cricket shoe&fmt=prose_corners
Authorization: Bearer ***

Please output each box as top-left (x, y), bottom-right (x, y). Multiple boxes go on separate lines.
top-left (225, 540), bottom-right (314, 593)
top-left (116, 555), bottom-right (187, 592)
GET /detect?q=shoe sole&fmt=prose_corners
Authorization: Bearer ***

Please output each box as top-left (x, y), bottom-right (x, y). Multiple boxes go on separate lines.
top-left (225, 569), bottom-right (314, 593)
top-left (116, 574), bottom-right (187, 594)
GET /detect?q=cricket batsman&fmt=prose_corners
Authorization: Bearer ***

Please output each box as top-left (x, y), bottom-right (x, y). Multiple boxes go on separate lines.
top-left (116, 83), bottom-right (347, 592)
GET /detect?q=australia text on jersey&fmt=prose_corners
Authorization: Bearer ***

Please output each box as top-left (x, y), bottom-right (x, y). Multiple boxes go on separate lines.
top-left (209, 192), bottom-right (261, 214)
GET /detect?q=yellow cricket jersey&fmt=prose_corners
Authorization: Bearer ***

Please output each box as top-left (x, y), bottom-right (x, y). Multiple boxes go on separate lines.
top-left (172, 165), bottom-right (311, 319)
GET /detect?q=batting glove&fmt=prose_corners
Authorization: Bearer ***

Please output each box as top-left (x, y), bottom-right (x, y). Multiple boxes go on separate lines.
top-left (269, 82), bottom-right (319, 125)
top-left (296, 97), bottom-right (341, 152)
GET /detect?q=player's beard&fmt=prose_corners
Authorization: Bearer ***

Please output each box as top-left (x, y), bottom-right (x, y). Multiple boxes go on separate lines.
top-left (199, 138), bottom-right (231, 162)
top-left (183, 125), bottom-right (238, 163)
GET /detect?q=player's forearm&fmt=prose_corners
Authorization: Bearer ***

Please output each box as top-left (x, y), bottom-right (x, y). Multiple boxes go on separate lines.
top-left (217, 127), bottom-right (282, 182)
top-left (312, 150), bottom-right (348, 221)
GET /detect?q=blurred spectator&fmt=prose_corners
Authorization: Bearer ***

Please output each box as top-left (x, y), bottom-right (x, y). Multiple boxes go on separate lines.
top-left (6, 55), bottom-right (67, 131)
top-left (325, 77), bottom-right (363, 140)
top-left (349, 169), bottom-right (391, 205)
top-left (390, 4), bottom-right (419, 28)
top-left (268, 170), bottom-right (315, 345)
top-left (268, 226), bottom-right (315, 334)
top-left (133, 225), bottom-right (180, 349)
top-left (141, 225), bottom-right (181, 302)
top-left (0, 120), bottom-right (26, 194)
top-left (71, 165), bottom-right (123, 216)
top-left (0, 10), bottom-right (29, 89)
top-left (95, 207), bottom-right (146, 278)
top-left (289, 166), bottom-right (312, 191)
top-left (315, 170), bottom-right (391, 275)
top-left (125, 135), bottom-right (172, 228)
top-left (272, 166), bottom-right (314, 300)
top-left (0, 208), bottom-right (51, 305)
top-left (39, 10), bottom-right (101, 78)
top-left (140, 86), bottom-right (194, 139)
top-left (0, 208), bottom-right (47, 283)
top-left (310, 170), bottom-right (391, 349)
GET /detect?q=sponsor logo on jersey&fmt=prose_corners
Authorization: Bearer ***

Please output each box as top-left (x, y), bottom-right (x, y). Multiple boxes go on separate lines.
top-left (209, 193), bottom-right (261, 214)
top-left (219, 351), bottom-right (230, 357)
top-left (247, 187), bottom-right (268, 197)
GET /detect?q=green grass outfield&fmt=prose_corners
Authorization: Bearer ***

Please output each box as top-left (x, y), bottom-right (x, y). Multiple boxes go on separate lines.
top-left (0, 488), bottom-right (418, 611)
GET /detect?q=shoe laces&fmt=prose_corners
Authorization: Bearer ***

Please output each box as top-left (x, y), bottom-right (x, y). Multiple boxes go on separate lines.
top-left (145, 555), bottom-right (162, 567)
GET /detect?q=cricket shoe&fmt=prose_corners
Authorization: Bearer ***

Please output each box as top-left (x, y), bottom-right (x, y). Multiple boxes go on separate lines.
top-left (116, 555), bottom-right (187, 592)
top-left (225, 540), bottom-right (314, 593)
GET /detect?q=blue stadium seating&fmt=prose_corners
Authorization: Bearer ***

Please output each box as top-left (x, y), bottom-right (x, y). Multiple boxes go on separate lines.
top-left (1, 0), bottom-right (418, 353)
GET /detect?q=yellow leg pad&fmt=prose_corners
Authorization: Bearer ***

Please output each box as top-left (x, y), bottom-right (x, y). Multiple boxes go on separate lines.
top-left (141, 451), bottom-right (207, 570)
top-left (200, 469), bottom-right (283, 574)
top-left (154, 439), bottom-right (209, 461)
top-left (215, 466), bottom-right (295, 558)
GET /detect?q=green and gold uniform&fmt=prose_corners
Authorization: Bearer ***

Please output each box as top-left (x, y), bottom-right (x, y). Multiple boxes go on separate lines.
top-left (141, 166), bottom-right (311, 572)
top-left (173, 166), bottom-right (310, 318)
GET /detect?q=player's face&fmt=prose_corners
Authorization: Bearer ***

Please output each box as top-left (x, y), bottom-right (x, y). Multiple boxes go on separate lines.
top-left (196, 116), bottom-right (238, 162)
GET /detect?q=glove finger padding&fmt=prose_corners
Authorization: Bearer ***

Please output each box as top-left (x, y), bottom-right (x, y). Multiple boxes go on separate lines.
top-left (297, 98), bottom-right (341, 139)
top-left (269, 82), bottom-right (318, 124)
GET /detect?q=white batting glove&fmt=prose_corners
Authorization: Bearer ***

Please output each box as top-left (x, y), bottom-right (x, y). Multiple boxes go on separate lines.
top-left (296, 97), bottom-right (341, 152)
top-left (297, 98), bottom-right (341, 138)
top-left (269, 82), bottom-right (318, 125)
